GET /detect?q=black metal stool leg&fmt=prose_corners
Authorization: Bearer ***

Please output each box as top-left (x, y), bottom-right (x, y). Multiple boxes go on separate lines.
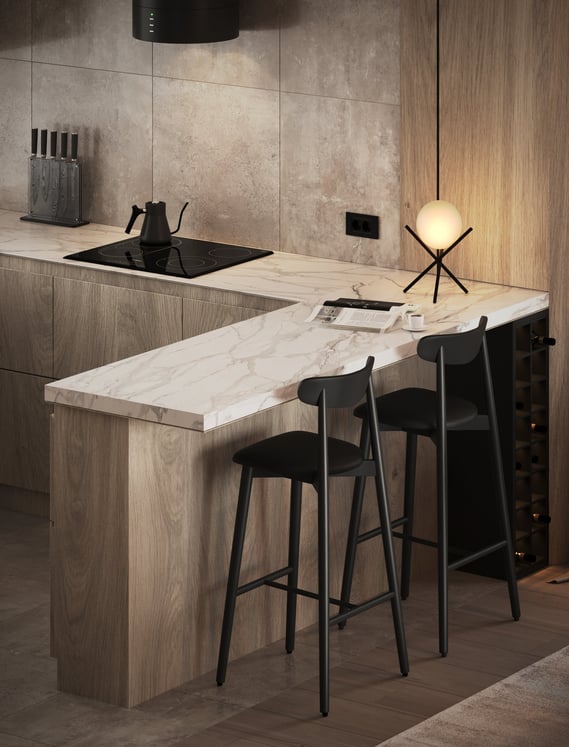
top-left (437, 425), bottom-right (449, 657)
top-left (401, 433), bottom-right (418, 600)
top-left (286, 480), bottom-right (302, 653)
top-left (368, 399), bottom-right (409, 676)
top-left (483, 340), bottom-right (521, 621)
top-left (317, 476), bottom-right (330, 717)
top-left (216, 466), bottom-right (253, 686)
top-left (338, 424), bottom-right (371, 627)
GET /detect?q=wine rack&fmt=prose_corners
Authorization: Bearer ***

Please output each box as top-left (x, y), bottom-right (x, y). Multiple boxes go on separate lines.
top-left (446, 310), bottom-right (551, 579)
top-left (511, 312), bottom-right (551, 575)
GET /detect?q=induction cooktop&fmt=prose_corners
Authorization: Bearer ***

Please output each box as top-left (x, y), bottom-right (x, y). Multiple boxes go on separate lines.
top-left (64, 236), bottom-right (273, 278)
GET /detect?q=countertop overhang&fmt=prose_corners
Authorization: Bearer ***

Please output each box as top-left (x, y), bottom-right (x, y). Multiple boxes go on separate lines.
top-left (0, 209), bottom-right (549, 431)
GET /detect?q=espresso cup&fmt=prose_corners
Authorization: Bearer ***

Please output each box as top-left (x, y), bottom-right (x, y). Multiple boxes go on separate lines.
top-left (408, 313), bottom-right (424, 330)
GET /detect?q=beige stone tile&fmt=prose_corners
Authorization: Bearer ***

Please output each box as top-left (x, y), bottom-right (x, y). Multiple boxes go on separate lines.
top-left (0, 0), bottom-right (31, 61)
top-left (0, 59), bottom-right (30, 212)
top-left (154, 0), bottom-right (279, 91)
top-left (153, 78), bottom-right (279, 250)
top-left (31, 64), bottom-right (152, 227)
top-left (32, 0), bottom-right (152, 75)
top-left (281, 0), bottom-right (400, 104)
top-left (280, 92), bottom-right (400, 266)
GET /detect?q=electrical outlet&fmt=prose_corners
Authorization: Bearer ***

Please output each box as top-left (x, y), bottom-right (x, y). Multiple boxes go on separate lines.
top-left (345, 212), bottom-right (379, 239)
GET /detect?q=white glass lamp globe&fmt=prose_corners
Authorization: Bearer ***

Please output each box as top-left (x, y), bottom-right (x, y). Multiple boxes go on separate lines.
top-left (416, 200), bottom-right (462, 249)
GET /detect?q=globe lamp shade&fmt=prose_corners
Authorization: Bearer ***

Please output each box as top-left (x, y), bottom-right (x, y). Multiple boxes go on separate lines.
top-left (416, 200), bottom-right (462, 250)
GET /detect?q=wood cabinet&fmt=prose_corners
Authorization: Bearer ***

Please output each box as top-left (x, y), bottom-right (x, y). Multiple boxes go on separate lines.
top-left (0, 266), bottom-right (290, 514)
top-left (0, 267), bottom-right (53, 377)
top-left (183, 297), bottom-right (284, 338)
top-left (54, 278), bottom-right (184, 379)
top-left (0, 369), bottom-right (51, 494)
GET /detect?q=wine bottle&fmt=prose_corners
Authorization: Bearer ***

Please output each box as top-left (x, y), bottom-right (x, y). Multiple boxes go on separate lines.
top-left (531, 423), bottom-right (547, 434)
top-left (532, 513), bottom-right (551, 524)
top-left (531, 335), bottom-right (556, 347)
top-left (515, 551), bottom-right (537, 562)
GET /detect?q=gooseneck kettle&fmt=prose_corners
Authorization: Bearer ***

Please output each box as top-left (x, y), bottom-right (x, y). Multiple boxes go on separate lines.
top-left (125, 200), bottom-right (188, 247)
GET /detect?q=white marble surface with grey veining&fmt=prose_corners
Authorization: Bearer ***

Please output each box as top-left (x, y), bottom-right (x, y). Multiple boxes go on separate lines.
top-left (0, 210), bottom-right (549, 431)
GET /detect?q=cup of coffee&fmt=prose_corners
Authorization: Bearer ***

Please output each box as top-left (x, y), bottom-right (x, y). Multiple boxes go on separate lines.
top-left (407, 313), bottom-right (425, 330)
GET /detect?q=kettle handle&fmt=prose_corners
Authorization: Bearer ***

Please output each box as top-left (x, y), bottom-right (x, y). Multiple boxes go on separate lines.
top-left (125, 204), bottom-right (145, 234)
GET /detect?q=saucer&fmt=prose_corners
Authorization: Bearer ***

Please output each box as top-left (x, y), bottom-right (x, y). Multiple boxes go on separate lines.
top-left (402, 323), bottom-right (429, 332)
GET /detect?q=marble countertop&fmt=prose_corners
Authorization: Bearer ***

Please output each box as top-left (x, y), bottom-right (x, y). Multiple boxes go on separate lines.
top-left (0, 210), bottom-right (549, 432)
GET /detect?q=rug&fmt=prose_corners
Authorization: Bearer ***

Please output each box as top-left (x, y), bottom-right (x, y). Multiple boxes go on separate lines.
top-left (378, 646), bottom-right (569, 746)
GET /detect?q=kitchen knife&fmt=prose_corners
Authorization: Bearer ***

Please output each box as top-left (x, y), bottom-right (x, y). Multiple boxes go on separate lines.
top-left (50, 131), bottom-right (57, 159)
top-left (56, 133), bottom-right (69, 221)
top-left (60, 131), bottom-right (68, 160)
top-left (49, 131), bottom-right (59, 218)
top-left (40, 129), bottom-right (47, 157)
top-left (40, 129), bottom-right (49, 206)
top-left (29, 128), bottom-right (40, 214)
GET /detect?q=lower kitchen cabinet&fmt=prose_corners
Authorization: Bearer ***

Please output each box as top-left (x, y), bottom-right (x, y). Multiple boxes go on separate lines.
top-left (183, 297), bottom-right (284, 338)
top-left (0, 368), bottom-right (52, 495)
top-left (0, 267), bottom-right (53, 377)
top-left (53, 278), bottom-right (184, 378)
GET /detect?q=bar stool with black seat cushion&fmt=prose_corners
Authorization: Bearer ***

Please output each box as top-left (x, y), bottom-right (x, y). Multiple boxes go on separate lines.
top-left (339, 317), bottom-right (520, 657)
top-left (216, 356), bottom-right (408, 717)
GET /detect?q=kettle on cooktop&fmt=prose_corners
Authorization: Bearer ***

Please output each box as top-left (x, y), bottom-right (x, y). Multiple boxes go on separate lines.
top-left (125, 200), bottom-right (188, 247)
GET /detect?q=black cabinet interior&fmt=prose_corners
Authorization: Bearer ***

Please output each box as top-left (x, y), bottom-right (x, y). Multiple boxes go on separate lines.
top-left (446, 311), bottom-right (550, 579)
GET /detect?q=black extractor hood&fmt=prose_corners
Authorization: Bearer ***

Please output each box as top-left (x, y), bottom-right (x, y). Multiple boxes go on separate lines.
top-left (133, 0), bottom-right (239, 43)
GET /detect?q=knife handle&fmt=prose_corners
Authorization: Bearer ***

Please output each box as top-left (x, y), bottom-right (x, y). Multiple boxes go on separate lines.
top-left (50, 131), bottom-right (57, 158)
top-left (71, 132), bottom-right (78, 161)
top-left (60, 131), bottom-right (68, 159)
top-left (31, 128), bottom-right (38, 156)
top-left (40, 129), bottom-right (48, 157)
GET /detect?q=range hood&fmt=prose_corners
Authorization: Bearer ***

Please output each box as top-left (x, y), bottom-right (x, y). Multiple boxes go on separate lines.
top-left (133, 0), bottom-right (239, 43)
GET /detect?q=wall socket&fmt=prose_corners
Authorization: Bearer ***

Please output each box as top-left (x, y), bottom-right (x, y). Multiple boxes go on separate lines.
top-left (345, 212), bottom-right (379, 239)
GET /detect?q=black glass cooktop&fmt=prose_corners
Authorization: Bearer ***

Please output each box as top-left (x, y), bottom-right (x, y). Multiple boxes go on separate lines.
top-left (64, 236), bottom-right (273, 278)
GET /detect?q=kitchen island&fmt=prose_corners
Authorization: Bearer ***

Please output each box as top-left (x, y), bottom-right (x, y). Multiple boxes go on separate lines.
top-left (0, 210), bottom-right (549, 707)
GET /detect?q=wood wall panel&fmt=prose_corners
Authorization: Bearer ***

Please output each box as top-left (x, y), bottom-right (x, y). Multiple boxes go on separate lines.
top-left (544, 1), bottom-right (569, 565)
top-left (402, 1), bottom-right (569, 564)
top-left (402, 0), bottom-right (550, 291)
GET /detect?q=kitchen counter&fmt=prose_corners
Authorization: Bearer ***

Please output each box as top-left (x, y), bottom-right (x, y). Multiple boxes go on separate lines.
top-left (0, 211), bottom-right (547, 431)
top-left (1, 209), bottom-right (549, 709)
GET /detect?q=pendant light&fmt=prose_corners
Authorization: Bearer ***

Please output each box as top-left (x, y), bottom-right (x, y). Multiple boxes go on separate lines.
top-left (133, 1), bottom-right (239, 44)
top-left (403, 0), bottom-right (472, 304)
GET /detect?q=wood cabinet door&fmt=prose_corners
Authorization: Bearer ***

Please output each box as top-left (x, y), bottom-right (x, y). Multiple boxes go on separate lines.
top-left (54, 278), bottom-right (183, 378)
top-left (0, 268), bottom-right (53, 377)
top-left (0, 368), bottom-right (52, 494)
top-left (183, 298), bottom-right (265, 338)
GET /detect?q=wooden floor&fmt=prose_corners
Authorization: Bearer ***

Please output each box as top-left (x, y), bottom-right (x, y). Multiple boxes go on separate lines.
top-left (1, 507), bottom-right (569, 746)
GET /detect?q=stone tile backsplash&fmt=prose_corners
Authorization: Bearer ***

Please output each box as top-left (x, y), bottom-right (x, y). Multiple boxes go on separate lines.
top-left (0, 0), bottom-right (400, 267)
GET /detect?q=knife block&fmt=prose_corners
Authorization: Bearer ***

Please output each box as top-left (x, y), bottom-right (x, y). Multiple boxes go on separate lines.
top-left (21, 155), bottom-right (89, 228)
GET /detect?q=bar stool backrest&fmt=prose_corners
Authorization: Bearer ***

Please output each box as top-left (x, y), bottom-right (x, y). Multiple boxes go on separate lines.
top-left (418, 316), bottom-right (488, 366)
top-left (298, 356), bottom-right (374, 408)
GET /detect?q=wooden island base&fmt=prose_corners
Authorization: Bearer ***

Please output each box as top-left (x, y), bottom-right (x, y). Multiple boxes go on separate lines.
top-left (50, 388), bottom-right (407, 707)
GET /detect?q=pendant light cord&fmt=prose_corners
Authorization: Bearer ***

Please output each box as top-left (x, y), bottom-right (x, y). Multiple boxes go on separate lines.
top-left (436, 0), bottom-right (440, 200)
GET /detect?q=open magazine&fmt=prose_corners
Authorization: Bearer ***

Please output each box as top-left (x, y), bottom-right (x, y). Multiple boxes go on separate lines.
top-left (306, 298), bottom-right (420, 332)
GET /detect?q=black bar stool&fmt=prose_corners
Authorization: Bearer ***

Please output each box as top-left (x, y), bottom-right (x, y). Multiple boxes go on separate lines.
top-left (340, 317), bottom-right (520, 656)
top-left (216, 356), bottom-right (408, 717)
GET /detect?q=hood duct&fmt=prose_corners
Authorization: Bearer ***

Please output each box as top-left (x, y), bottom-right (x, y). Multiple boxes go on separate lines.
top-left (133, 1), bottom-right (239, 44)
